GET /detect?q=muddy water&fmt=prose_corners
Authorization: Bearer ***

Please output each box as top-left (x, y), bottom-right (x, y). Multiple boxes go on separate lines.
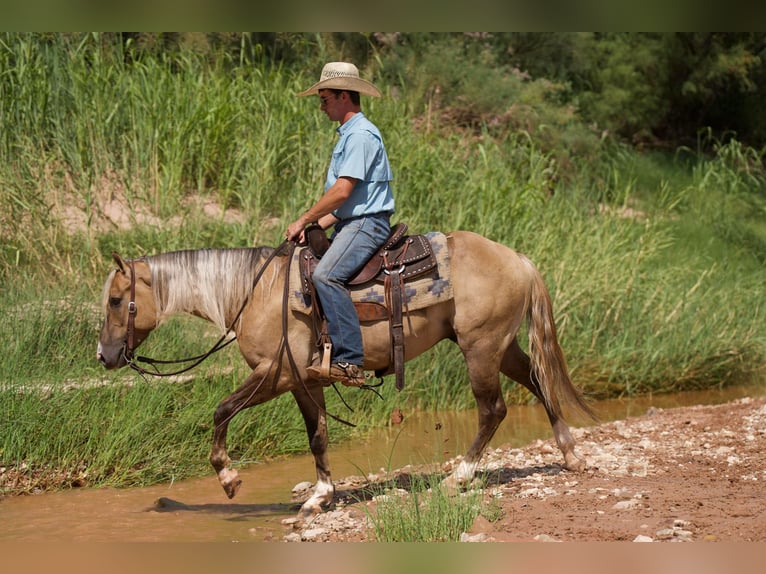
top-left (1, 383), bottom-right (763, 542)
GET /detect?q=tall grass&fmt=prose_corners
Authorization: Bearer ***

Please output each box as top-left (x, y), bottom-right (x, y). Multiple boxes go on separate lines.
top-left (0, 372), bottom-right (330, 492)
top-left (1, 34), bottom-right (765, 493)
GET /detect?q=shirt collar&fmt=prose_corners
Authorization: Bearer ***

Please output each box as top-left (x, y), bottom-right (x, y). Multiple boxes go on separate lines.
top-left (337, 111), bottom-right (365, 136)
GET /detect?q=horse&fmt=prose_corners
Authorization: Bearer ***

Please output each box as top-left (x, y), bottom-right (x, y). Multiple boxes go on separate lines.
top-left (96, 230), bottom-right (595, 519)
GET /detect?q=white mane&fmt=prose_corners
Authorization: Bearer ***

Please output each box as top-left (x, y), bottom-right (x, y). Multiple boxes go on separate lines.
top-left (146, 248), bottom-right (276, 332)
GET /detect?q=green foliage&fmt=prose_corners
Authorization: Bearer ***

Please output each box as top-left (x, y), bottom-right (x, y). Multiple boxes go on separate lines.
top-left (367, 475), bottom-right (489, 542)
top-left (0, 373), bottom-right (323, 492)
top-left (387, 32), bottom-right (766, 150)
top-left (570, 33), bottom-right (766, 147)
top-left (577, 34), bottom-right (670, 140)
top-left (383, 35), bottom-right (603, 176)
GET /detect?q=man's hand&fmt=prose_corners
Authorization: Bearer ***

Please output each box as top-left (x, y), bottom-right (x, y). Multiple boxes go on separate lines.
top-left (285, 217), bottom-right (308, 243)
top-left (285, 176), bottom-right (356, 242)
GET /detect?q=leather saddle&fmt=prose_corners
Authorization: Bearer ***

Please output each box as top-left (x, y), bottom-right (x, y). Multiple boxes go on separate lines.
top-left (298, 222), bottom-right (437, 390)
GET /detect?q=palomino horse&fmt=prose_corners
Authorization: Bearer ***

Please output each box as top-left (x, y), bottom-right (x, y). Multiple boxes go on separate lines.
top-left (97, 230), bottom-right (594, 519)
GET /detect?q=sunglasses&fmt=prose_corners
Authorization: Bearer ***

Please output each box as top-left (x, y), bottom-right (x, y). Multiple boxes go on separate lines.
top-left (319, 93), bottom-right (339, 106)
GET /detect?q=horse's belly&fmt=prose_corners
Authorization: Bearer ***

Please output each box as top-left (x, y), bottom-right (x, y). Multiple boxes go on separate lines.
top-left (359, 304), bottom-right (453, 371)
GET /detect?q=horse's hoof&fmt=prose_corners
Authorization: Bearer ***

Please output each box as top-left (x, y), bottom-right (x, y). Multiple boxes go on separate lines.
top-left (441, 459), bottom-right (476, 495)
top-left (297, 503), bottom-right (321, 523)
top-left (564, 454), bottom-right (587, 472)
top-left (439, 476), bottom-right (463, 497)
top-left (218, 468), bottom-right (242, 499)
top-left (223, 478), bottom-right (242, 499)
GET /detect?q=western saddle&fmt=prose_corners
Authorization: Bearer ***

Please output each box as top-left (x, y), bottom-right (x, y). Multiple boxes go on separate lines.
top-left (298, 222), bottom-right (437, 390)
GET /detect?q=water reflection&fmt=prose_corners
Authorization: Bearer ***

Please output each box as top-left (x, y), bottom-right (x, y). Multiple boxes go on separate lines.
top-left (0, 383), bottom-right (763, 542)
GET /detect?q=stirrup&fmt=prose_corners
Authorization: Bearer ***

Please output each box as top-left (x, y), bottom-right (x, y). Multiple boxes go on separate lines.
top-left (319, 341), bottom-right (332, 379)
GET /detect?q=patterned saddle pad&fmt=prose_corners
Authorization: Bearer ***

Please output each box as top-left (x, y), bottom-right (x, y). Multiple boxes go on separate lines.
top-left (288, 231), bottom-right (453, 316)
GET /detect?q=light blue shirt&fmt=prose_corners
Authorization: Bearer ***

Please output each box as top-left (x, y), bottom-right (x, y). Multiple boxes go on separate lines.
top-left (326, 112), bottom-right (395, 220)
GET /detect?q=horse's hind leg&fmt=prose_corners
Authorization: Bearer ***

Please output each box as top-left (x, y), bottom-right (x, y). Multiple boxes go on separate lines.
top-left (443, 347), bottom-right (507, 492)
top-left (501, 338), bottom-right (585, 471)
top-left (291, 386), bottom-right (334, 520)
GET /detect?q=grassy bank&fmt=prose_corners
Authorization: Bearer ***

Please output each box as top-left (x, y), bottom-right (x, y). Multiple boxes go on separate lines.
top-left (1, 34), bottom-right (765, 494)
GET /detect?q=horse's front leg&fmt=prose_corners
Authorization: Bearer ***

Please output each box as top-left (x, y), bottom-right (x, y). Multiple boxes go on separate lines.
top-left (291, 385), bottom-right (334, 520)
top-left (210, 369), bottom-right (270, 499)
top-left (210, 406), bottom-right (242, 499)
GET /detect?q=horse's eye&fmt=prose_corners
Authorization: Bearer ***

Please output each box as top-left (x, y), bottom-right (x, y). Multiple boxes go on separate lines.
top-left (109, 296), bottom-right (122, 308)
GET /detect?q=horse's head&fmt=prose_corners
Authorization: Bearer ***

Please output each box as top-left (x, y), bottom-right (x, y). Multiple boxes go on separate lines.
top-left (97, 252), bottom-right (158, 369)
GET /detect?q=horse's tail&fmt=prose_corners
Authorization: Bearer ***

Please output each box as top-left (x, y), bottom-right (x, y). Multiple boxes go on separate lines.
top-left (524, 257), bottom-right (596, 422)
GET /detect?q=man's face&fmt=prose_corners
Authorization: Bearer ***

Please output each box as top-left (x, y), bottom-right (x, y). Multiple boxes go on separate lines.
top-left (318, 90), bottom-right (343, 121)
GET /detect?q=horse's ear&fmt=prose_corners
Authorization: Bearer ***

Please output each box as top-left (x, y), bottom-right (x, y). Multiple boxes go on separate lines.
top-left (112, 252), bottom-right (127, 274)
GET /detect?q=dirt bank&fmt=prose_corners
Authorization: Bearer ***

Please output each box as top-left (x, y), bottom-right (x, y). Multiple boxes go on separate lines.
top-left (283, 396), bottom-right (766, 542)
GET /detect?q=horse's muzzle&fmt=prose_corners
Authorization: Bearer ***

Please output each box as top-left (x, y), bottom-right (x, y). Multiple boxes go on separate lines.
top-left (96, 340), bottom-right (128, 370)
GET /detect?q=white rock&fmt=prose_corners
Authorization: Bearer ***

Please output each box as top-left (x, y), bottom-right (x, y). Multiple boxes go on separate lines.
top-left (612, 499), bottom-right (642, 510)
top-left (675, 529), bottom-right (693, 541)
top-left (283, 533), bottom-right (302, 542)
top-left (519, 487), bottom-right (541, 498)
top-left (291, 481), bottom-right (313, 495)
top-left (633, 535), bottom-right (654, 542)
top-left (533, 534), bottom-right (560, 542)
top-left (301, 528), bottom-right (327, 541)
top-left (460, 532), bottom-right (488, 542)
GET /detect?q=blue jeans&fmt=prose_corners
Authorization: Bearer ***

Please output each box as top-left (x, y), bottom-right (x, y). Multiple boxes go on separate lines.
top-left (312, 213), bottom-right (391, 366)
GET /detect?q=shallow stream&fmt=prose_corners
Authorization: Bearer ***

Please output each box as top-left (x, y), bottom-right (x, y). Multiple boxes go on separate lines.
top-left (1, 383), bottom-right (763, 542)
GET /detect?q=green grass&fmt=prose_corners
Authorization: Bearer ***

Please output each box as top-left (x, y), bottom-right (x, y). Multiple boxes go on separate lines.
top-left (365, 474), bottom-right (502, 542)
top-left (1, 34), bottom-right (765, 496)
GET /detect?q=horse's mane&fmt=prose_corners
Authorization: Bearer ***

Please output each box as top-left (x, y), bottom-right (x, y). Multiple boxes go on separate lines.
top-left (145, 247), bottom-right (278, 332)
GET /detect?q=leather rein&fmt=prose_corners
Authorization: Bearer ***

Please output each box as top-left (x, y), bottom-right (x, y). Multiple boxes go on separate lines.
top-left (121, 242), bottom-right (356, 427)
top-left (122, 245), bottom-right (284, 377)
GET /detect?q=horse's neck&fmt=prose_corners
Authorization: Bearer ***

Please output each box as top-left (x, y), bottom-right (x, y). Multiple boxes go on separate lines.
top-left (149, 248), bottom-right (273, 332)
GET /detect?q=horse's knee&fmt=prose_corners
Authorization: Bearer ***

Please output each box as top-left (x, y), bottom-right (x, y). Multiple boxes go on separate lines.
top-left (478, 395), bottom-right (507, 428)
top-left (213, 400), bottom-right (234, 427)
top-left (494, 401), bottom-right (507, 423)
top-left (309, 429), bottom-right (328, 456)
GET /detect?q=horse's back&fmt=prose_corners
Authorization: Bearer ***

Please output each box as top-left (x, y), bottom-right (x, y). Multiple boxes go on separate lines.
top-left (447, 230), bottom-right (535, 295)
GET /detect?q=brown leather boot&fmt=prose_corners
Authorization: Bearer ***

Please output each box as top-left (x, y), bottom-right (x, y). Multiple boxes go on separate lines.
top-left (306, 362), bottom-right (365, 387)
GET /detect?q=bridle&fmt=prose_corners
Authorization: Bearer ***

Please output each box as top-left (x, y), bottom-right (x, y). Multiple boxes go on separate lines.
top-left (121, 246), bottom-right (282, 377)
top-left (124, 259), bottom-right (138, 363)
top-left (122, 257), bottom-right (239, 377)
top-left (119, 242), bottom-right (358, 427)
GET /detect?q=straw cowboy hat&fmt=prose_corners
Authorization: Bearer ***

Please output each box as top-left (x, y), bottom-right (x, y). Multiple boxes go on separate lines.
top-left (298, 62), bottom-right (382, 98)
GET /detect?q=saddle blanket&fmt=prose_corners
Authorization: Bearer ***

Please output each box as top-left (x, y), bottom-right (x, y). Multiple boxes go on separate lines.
top-left (288, 231), bottom-right (454, 316)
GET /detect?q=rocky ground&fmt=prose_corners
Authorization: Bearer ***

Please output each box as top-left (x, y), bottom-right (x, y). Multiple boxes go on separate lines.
top-left (282, 396), bottom-right (766, 542)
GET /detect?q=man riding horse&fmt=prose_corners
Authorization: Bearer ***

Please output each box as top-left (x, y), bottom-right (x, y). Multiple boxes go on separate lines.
top-left (285, 62), bottom-right (395, 388)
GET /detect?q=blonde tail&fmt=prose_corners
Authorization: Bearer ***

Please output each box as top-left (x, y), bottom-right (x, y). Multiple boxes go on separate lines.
top-left (525, 258), bottom-right (596, 422)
